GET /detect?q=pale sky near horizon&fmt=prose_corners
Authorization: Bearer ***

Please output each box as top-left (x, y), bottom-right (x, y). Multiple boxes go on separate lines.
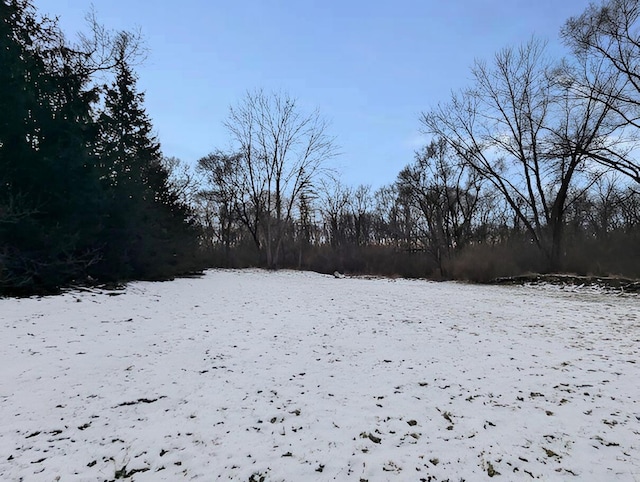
top-left (39, 0), bottom-right (590, 189)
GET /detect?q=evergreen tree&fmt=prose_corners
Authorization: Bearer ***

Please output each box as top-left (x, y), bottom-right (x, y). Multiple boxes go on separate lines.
top-left (1, 0), bottom-right (201, 294)
top-left (0, 0), bottom-right (104, 294)
top-left (93, 59), bottom-right (200, 280)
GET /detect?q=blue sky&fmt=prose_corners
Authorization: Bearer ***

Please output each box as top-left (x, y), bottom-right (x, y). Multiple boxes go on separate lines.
top-left (39, 0), bottom-right (589, 188)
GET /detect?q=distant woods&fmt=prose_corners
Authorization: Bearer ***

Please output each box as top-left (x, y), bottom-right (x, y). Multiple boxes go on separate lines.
top-left (2, 0), bottom-right (640, 295)
top-left (194, 0), bottom-right (640, 280)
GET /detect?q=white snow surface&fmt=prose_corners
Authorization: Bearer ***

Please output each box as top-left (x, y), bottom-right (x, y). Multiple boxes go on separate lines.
top-left (1, 269), bottom-right (639, 481)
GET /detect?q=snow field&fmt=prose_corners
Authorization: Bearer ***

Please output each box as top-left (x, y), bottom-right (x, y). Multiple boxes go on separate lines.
top-left (0, 269), bottom-right (639, 481)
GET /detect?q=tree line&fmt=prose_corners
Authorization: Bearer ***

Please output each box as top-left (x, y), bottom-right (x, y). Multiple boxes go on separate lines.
top-left (191, 0), bottom-right (640, 280)
top-left (2, 0), bottom-right (639, 296)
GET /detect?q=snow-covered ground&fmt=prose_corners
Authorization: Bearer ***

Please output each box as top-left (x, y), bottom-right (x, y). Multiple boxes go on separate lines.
top-left (1, 269), bottom-right (639, 481)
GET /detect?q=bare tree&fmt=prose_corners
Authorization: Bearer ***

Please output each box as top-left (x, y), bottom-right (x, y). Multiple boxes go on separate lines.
top-left (397, 138), bottom-right (483, 275)
top-left (68, 8), bottom-right (147, 77)
top-left (421, 38), bottom-right (624, 270)
top-left (318, 179), bottom-right (351, 248)
top-left (562, 0), bottom-right (640, 182)
top-left (162, 156), bottom-right (200, 207)
top-left (196, 151), bottom-right (246, 263)
top-left (587, 174), bottom-right (628, 235)
top-left (224, 90), bottom-right (337, 267)
top-left (350, 184), bottom-right (374, 246)
top-left (372, 184), bottom-right (409, 248)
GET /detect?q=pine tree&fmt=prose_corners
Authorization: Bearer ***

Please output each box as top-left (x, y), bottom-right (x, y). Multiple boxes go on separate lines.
top-left (93, 59), bottom-right (200, 280)
top-left (0, 0), bottom-right (104, 294)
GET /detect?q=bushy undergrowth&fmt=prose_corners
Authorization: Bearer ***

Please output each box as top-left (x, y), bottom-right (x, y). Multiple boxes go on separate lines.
top-left (201, 231), bottom-right (640, 283)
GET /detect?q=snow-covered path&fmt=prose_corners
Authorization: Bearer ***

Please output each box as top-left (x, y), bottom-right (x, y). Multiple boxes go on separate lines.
top-left (1, 269), bottom-right (639, 481)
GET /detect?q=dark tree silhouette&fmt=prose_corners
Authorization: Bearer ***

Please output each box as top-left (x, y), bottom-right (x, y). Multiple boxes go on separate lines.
top-left (562, 0), bottom-right (640, 183)
top-left (92, 56), bottom-right (200, 281)
top-left (0, 0), bottom-right (104, 294)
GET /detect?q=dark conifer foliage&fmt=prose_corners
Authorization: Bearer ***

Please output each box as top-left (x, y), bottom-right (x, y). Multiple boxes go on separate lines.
top-left (92, 59), bottom-right (200, 281)
top-left (0, 0), bottom-right (104, 294)
top-left (0, 0), bottom-right (201, 295)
